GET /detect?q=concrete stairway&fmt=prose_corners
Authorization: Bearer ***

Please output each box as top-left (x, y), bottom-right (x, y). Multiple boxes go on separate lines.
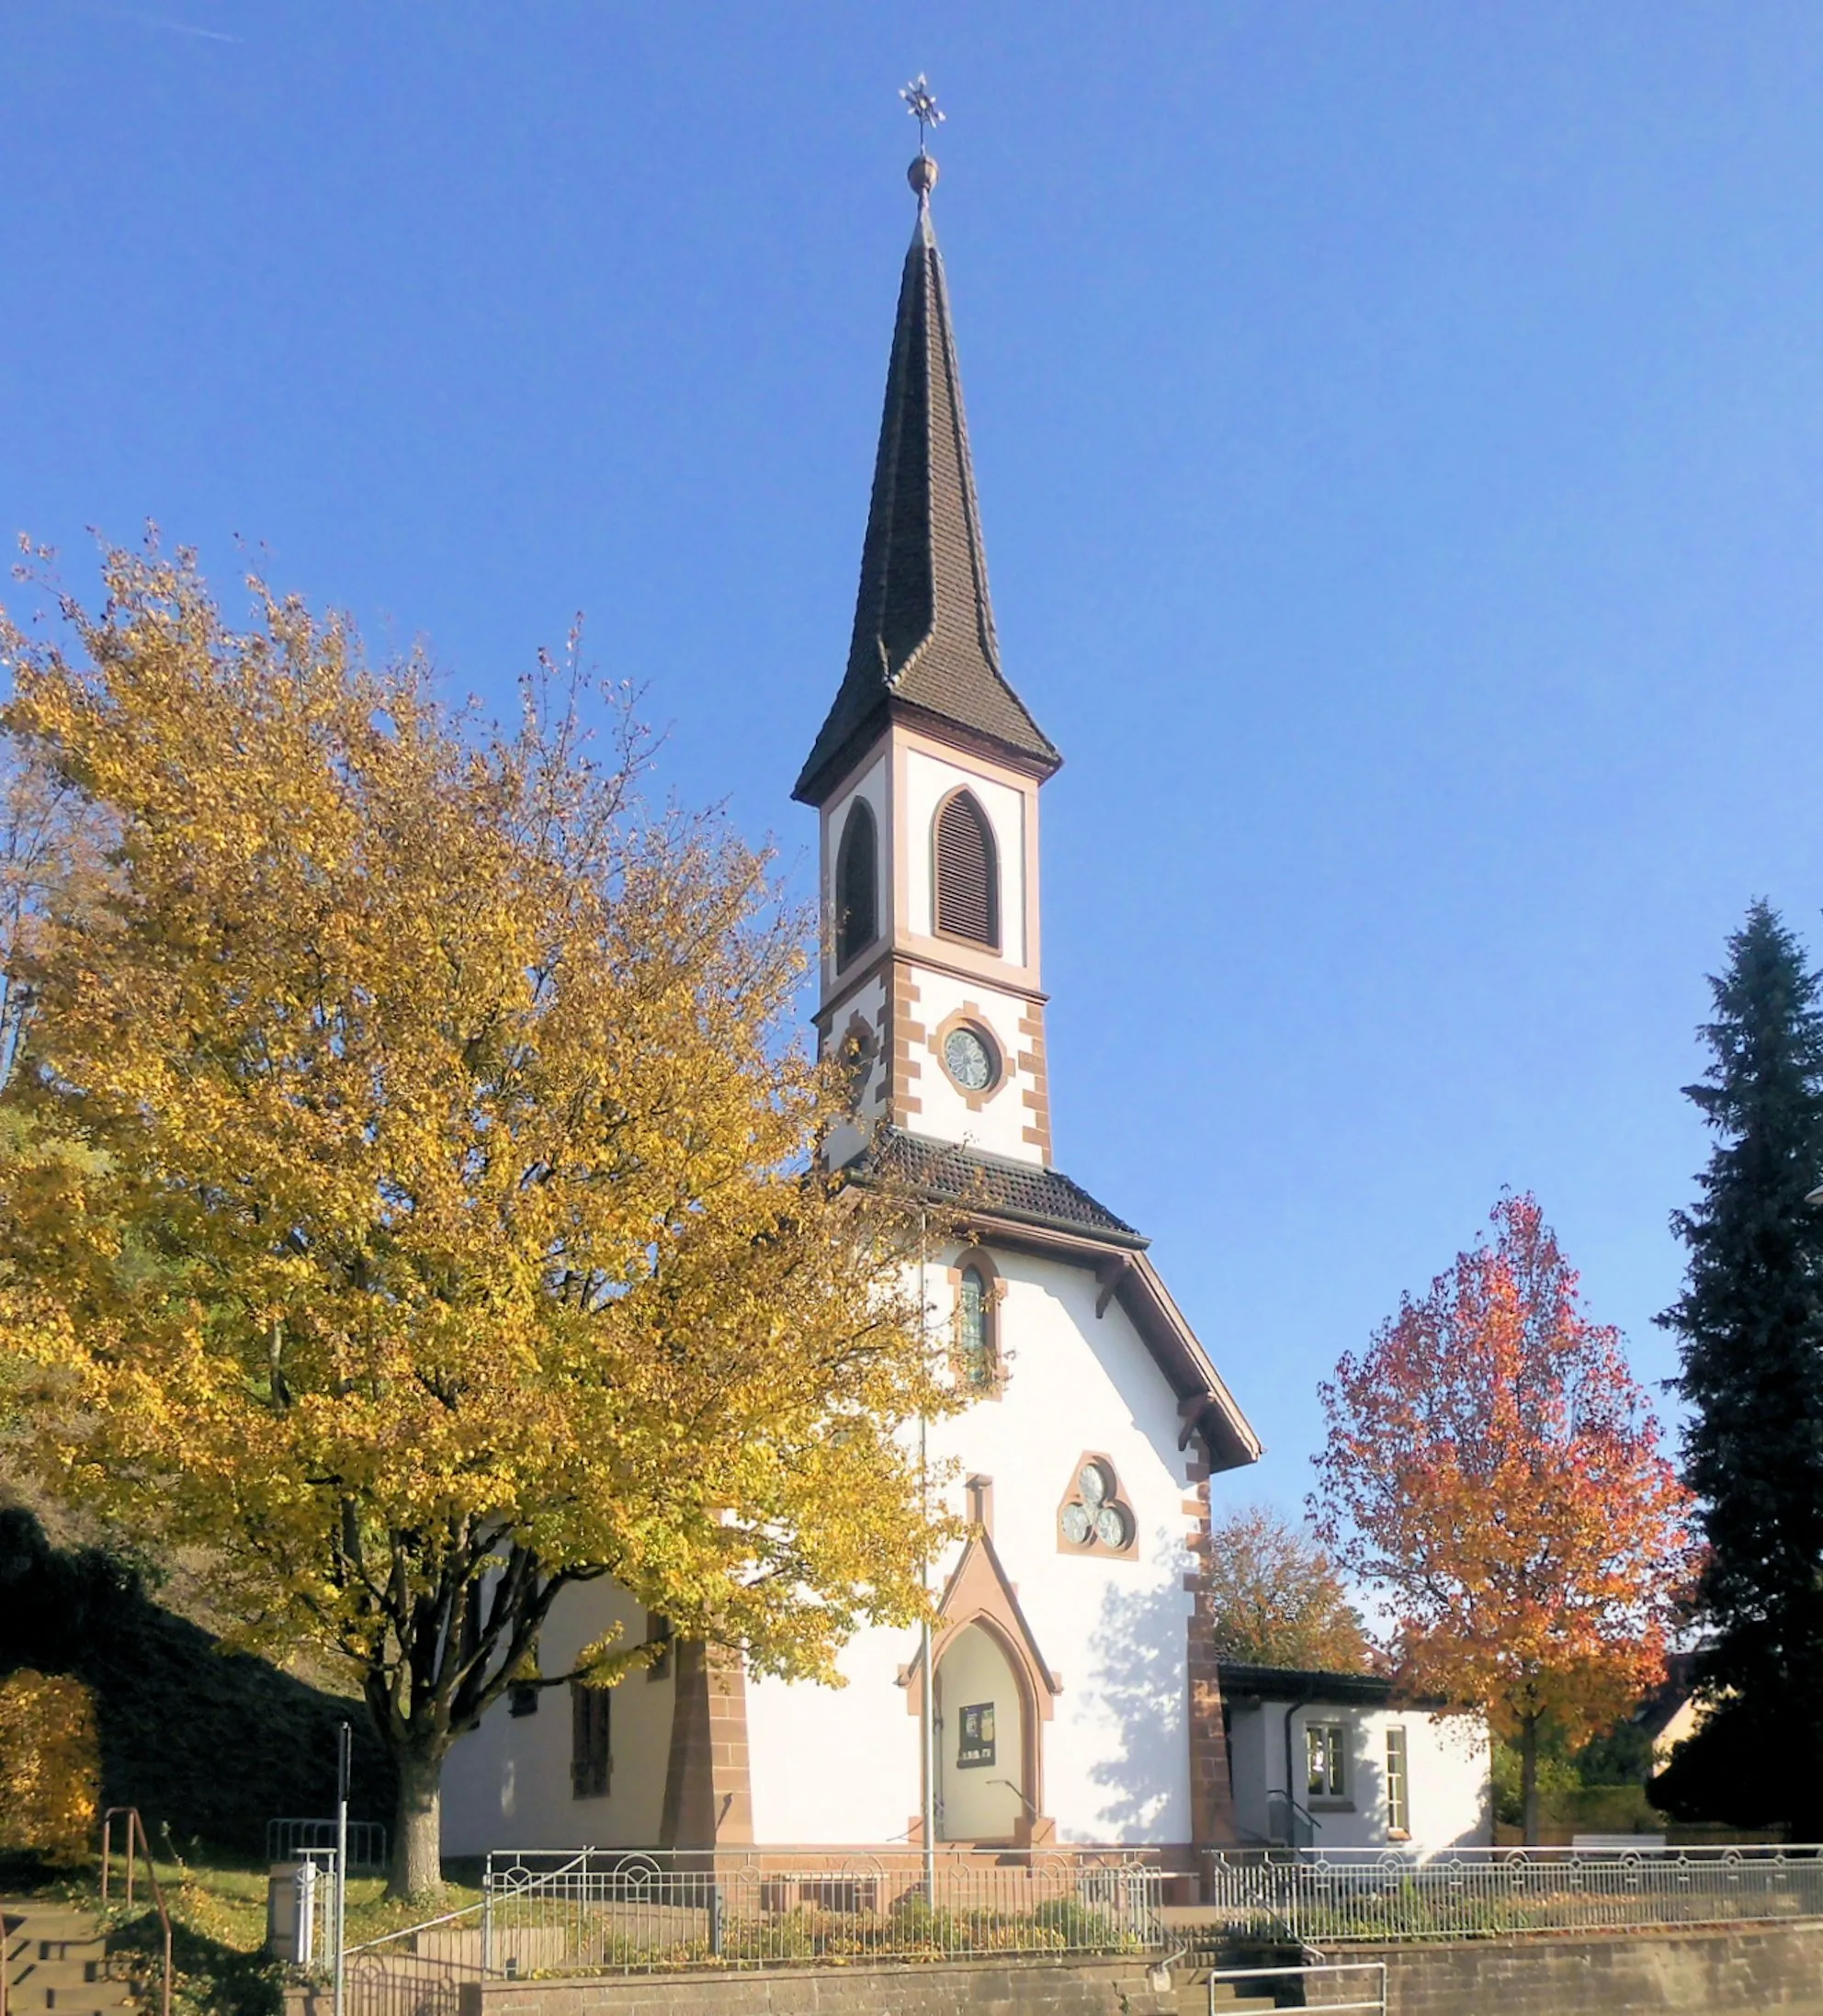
top-left (2, 1899), bottom-right (137, 2016)
top-left (1142, 1965), bottom-right (1288, 2015)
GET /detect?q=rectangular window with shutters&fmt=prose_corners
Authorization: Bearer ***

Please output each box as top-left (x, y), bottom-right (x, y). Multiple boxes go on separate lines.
top-left (1385, 1725), bottom-right (1410, 1835)
top-left (571, 1680), bottom-right (611, 1799)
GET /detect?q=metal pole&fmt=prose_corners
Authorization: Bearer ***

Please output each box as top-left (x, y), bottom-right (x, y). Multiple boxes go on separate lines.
top-left (917, 1211), bottom-right (936, 1908)
top-left (333, 1721), bottom-right (350, 2016)
top-left (921, 1610), bottom-right (936, 1902)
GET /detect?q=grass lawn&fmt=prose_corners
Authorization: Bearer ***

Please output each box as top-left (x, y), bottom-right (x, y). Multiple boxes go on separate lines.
top-left (2, 1846), bottom-right (483, 2016)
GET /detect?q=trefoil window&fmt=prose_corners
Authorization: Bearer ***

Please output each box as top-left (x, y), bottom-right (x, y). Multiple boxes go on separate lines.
top-left (1057, 1456), bottom-right (1136, 1556)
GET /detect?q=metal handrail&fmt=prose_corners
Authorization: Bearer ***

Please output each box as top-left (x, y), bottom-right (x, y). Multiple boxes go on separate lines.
top-left (1265, 1788), bottom-right (1321, 1847)
top-left (1207, 1960), bottom-right (1386, 2016)
top-left (100, 1806), bottom-right (173, 2016)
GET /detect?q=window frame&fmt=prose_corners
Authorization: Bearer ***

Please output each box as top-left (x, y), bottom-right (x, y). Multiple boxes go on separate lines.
top-left (833, 797), bottom-right (879, 968)
top-left (947, 1245), bottom-right (1005, 1398)
top-left (1306, 1720), bottom-right (1347, 1802)
top-left (1385, 1723), bottom-right (1410, 1837)
top-left (570, 1679), bottom-right (612, 1800)
top-left (1053, 1450), bottom-right (1138, 1561)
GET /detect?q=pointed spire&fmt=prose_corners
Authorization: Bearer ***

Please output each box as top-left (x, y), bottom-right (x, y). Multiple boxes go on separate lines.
top-left (794, 163), bottom-right (1061, 805)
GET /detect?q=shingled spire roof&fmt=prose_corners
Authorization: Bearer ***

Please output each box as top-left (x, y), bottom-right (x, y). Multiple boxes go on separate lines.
top-left (794, 172), bottom-right (1061, 804)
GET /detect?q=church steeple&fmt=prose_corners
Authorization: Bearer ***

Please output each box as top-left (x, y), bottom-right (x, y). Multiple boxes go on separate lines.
top-left (794, 163), bottom-right (1060, 806)
top-left (806, 144), bottom-right (1059, 1173)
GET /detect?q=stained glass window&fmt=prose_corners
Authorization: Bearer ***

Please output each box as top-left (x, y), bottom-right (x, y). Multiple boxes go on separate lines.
top-left (958, 1266), bottom-right (991, 1387)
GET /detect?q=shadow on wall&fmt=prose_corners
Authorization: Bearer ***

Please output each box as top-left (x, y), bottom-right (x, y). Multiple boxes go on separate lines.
top-left (0, 1507), bottom-right (393, 1855)
top-left (1084, 1546), bottom-right (1188, 1839)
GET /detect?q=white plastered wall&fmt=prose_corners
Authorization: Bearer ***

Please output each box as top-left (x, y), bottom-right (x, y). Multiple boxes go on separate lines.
top-left (440, 1580), bottom-right (674, 1857)
top-left (746, 1241), bottom-right (1196, 1846)
top-left (906, 966), bottom-right (1037, 1162)
top-left (821, 964), bottom-right (889, 1172)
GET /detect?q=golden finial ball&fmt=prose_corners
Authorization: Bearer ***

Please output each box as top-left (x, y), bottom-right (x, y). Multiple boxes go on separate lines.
top-left (908, 154), bottom-right (939, 198)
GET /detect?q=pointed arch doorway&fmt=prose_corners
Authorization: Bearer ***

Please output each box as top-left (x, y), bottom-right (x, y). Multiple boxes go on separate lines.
top-left (904, 1528), bottom-right (1061, 1847)
top-left (934, 1620), bottom-right (1029, 1842)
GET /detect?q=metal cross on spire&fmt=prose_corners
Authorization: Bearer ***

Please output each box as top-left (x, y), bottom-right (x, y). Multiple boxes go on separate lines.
top-left (900, 74), bottom-right (945, 156)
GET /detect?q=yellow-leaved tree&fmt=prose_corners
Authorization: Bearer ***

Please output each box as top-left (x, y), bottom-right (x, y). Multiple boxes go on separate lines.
top-left (0, 545), bottom-right (956, 1896)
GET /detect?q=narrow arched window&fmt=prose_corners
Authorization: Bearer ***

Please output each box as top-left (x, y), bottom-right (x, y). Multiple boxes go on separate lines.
top-left (835, 799), bottom-right (878, 966)
top-left (934, 792), bottom-right (999, 949)
top-left (958, 1266), bottom-right (992, 1388)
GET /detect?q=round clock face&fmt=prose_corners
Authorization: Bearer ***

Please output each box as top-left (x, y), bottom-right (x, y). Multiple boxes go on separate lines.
top-left (944, 1025), bottom-right (994, 1092)
top-left (1060, 1501), bottom-right (1093, 1546)
top-left (1094, 1502), bottom-right (1131, 1551)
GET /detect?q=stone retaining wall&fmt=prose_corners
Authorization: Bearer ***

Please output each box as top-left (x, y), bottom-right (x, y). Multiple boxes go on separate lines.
top-left (286, 1919), bottom-right (1823, 2016)
top-left (452, 1955), bottom-right (1172, 2016)
top-left (1352, 1920), bottom-right (1823, 2015)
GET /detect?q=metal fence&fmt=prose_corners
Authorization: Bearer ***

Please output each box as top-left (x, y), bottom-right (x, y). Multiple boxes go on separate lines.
top-left (344, 1902), bottom-right (482, 2016)
top-left (266, 1818), bottom-right (389, 1871)
top-left (1202, 1844), bottom-right (1823, 1943)
top-left (475, 1846), bottom-right (1166, 1975)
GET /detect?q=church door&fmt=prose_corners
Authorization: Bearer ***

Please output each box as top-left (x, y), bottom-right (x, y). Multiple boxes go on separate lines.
top-left (934, 1622), bottom-right (1029, 1843)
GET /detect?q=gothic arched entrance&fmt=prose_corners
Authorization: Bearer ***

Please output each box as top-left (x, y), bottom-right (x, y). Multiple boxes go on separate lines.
top-left (903, 1528), bottom-right (1061, 1846)
top-left (934, 1621), bottom-right (1029, 1843)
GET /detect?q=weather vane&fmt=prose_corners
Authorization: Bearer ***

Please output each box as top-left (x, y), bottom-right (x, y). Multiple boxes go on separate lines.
top-left (900, 74), bottom-right (945, 157)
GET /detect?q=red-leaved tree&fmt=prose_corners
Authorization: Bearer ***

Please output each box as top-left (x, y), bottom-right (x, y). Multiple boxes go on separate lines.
top-left (1311, 1194), bottom-right (1693, 1842)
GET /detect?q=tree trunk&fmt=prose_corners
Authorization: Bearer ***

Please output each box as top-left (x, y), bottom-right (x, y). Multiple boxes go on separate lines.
top-left (390, 1744), bottom-right (447, 1901)
top-left (1520, 1715), bottom-right (1541, 1848)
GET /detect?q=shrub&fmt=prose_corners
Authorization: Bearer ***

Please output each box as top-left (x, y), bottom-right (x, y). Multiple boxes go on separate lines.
top-left (0, 1668), bottom-right (99, 1861)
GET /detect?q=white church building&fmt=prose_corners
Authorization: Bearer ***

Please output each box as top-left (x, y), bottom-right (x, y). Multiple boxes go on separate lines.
top-left (443, 154), bottom-right (1274, 1863)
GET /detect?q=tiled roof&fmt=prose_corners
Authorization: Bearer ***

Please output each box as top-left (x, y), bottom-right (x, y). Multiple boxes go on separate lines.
top-left (853, 1126), bottom-right (1145, 1246)
top-left (1216, 1662), bottom-right (1396, 1707)
top-left (794, 201), bottom-right (1061, 804)
top-left (1216, 1661), bottom-right (1452, 1711)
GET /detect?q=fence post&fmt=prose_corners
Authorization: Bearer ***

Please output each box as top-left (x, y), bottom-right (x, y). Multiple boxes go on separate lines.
top-left (481, 1865), bottom-right (493, 1976)
top-left (709, 1883), bottom-right (724, 1959)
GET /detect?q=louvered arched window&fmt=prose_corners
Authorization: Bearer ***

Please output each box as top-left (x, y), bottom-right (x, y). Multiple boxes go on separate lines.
top-left (934, 791), bottom-right (999, 949)
top-left (835, 799), bottom-right (878, 966)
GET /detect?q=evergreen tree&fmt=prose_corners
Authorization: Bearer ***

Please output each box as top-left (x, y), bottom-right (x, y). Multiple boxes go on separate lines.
top-left (1654, 900), bottom-right (1823, 1832)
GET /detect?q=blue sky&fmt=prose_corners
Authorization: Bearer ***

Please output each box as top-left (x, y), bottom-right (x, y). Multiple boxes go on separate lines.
top-left (6, 4), bottom-right (1823, 1523)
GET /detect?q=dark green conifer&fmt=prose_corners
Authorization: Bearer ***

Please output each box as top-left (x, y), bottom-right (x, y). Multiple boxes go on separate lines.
top-left (1653, 900), bottom-right (1823, 1831)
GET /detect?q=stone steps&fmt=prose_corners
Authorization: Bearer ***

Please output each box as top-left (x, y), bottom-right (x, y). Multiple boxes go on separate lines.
top-left (2, 1899), bottom-right (139, 2016)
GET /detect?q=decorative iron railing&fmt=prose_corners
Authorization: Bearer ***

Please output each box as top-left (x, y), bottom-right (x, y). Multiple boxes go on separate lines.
top-left (1200, 1843), bottom-right (1823, 1943)
top-left (343, 1899), bottom-right (484, 2016)
top-left (476, 1845), bottom-right (1167, 1975)
top-left (266, 1818), bottom-right (389, 1872)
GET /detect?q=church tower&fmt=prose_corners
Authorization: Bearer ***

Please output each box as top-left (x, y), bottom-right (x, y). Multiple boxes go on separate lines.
top-left (796, 153), bottom-right (1062, 1174)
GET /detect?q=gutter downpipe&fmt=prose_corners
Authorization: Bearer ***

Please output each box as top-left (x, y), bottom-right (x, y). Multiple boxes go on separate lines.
top-left (1282, 1695), bottom-right (1307, 1850)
